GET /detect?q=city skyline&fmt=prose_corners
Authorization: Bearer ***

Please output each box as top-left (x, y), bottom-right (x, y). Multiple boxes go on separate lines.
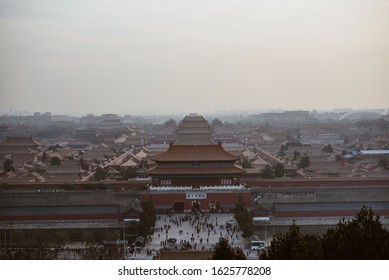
top-left (1, 0), bottom-right (388, 115)
top-left (1, 108), bottom-right (388, 119)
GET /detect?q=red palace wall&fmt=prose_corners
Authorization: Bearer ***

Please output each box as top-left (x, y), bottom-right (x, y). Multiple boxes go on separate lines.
top-left (140, 191), bottom-right (251, 212)
top-left (0, 212), bottom-right (140, 222)
top-left (275, 209), bottom-right (389, 218)
top-left (0, 213), bottom-right (120, 222)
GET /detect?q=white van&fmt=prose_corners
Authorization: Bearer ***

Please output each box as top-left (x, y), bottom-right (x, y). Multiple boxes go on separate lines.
top-left (251, 240), bottom-right (266, 251)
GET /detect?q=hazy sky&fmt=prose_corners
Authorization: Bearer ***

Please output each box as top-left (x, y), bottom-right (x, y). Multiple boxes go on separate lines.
top-left (0, 0), bottom-right (388, 115)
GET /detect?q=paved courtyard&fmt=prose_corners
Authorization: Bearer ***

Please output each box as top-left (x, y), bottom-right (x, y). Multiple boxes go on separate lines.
top-left (129, 213), bottom-right (261, 259)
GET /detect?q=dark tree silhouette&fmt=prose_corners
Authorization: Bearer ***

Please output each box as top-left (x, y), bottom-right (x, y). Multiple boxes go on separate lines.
top-left (3, 159), bottom-right (14, 172)
top-left (94, 166), bottom-right (107, 181)
top-left (293, 150), bottom-right (300, 161)
top-left (323, 144), bottom-right (334, 153)
top-left (79, 158), bottom-right (89, 171)
top-left (137, 197), bottom-right (156, 238)
top-left (235, 196), bottom-right (254, 238)
top-left (299, 155), bottom-right (310, 168)
top-left (262, 207), bottom-right (389, 260)
top-left (261, 165), bottom-right (274, 179)
top-left (262, 223), bottom-right (322, 260)
top-left (278, 144), bottom-right (287, 157)
top-left (211, 238), bottom-right (246, 260)
top-left (123, 166), bottom-right (137, 180)
top-left (241, 158), bottom-right (252, 168)
top-left (274, 163), bottom-right (285, 178)
top-left (322, 206), bottom-right (389, 259)
top-left (378, 158), bottom-right (388, 170)
top-left (50, 157), bottom-right (61, 165)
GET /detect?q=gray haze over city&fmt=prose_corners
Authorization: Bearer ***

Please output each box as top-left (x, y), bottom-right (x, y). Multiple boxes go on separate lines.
top-left (1, 0), bottom-right (388, 116)
top-left (1, 1), bottom-right (389, 263)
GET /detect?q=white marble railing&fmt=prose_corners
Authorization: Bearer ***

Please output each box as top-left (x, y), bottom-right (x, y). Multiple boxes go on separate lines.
top-left (148, 185), bottom-right (245, 191)
top-left (199, 185), bottom-right (244, 191)
top-left (148, 186), bottom-right (193, 191)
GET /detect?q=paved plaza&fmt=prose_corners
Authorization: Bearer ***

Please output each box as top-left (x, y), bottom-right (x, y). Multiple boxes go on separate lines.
top-left (129, 213), bottom-right (261, 259)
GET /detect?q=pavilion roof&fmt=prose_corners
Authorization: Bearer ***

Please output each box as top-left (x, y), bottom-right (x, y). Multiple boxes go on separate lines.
top-left (152, 143), bottom-right (238, 162)
top-left (0, 146), bottom-right (34, 155)
top-left (0, 136), bottom-right (41, 147)
top-left (148, 165), bottom-right (244, 175)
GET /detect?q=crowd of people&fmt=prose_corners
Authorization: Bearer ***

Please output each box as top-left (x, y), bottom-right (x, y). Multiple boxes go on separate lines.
top-left (144, 212), bottom-right (248, 254)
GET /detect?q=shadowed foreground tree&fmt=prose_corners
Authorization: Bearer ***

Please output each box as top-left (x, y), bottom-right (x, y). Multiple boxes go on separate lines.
top-left (82, 245), bottom-right (124, 260)
top-left (322, 206), bottom-right (389, 259)
top-left (211, 238), bottom-right (246, 260)
top-left (234, 196), bottom-right (254, 238)
top-left (262, 223), bottom-right (322, 260)
top-left (137, 197), bottom-right (156, 238)
top-left (262, 207), bottom-right (389, 260)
